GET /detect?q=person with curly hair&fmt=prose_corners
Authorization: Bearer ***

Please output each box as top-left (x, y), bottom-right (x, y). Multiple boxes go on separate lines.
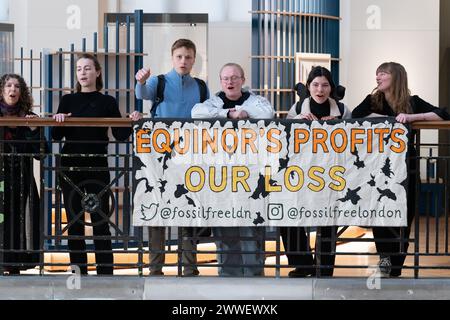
top-left (52, 54), bottom-right (142, 275)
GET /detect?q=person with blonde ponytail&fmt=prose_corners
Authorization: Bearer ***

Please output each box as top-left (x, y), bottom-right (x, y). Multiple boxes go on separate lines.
top-left (352, 62), bottom-right (449, 277)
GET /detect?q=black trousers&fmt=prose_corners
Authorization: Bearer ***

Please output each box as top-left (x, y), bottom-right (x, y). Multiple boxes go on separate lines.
top-left (372, 171), bottom-right (416, 277)
top-left (280, 226), bottom-right (336, 276)
top-left (60, 170), bottom-right (113, 275)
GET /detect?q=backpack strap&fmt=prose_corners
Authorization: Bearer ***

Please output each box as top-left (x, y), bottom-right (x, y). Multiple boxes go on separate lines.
top-left (337, 102), bottom-right (345, 119)
top-left (150, 74), bottom-right (166, 117)
top-left (194, 77), bottom-right (208, 103)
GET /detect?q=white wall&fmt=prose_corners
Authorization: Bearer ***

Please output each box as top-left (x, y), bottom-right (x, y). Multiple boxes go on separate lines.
top-left (8, 0), bottom-right (27, 60)
top-left (6, 0), bottom-right (253, 110)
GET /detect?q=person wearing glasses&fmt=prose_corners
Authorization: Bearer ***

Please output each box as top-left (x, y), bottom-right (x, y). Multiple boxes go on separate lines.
top-left (192, 63), bottom-right (273, 120)
top-left (192, 63), bottom-right (274, 276)
top-left (0, 73), bottom-right (44, 275)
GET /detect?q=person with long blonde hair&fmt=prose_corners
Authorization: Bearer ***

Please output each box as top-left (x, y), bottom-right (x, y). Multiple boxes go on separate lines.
top-left (352, 62), bottom-right (449, 277)
top-left (192, 62), bottom-right (274, 277)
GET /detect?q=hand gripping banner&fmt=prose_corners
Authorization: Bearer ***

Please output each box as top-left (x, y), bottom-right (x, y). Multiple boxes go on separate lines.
top-left (132, 118), bottom-right (409, 227)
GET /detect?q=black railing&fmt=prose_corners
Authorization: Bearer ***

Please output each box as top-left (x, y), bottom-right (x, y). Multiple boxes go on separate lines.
top-left (1, 118), bottom-right (450, 278)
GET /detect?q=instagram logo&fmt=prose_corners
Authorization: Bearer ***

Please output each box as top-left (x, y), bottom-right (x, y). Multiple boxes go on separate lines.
top-left (267, 203), bottom-right (284, 220)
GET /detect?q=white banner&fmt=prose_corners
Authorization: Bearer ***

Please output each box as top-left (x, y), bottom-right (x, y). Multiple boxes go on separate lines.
top-left (132, 119), bottom-right (408, 227)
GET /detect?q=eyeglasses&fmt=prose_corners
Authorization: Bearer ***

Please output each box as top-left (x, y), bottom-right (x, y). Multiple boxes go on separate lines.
top-left (220, 76), bottom-right (243, 82)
